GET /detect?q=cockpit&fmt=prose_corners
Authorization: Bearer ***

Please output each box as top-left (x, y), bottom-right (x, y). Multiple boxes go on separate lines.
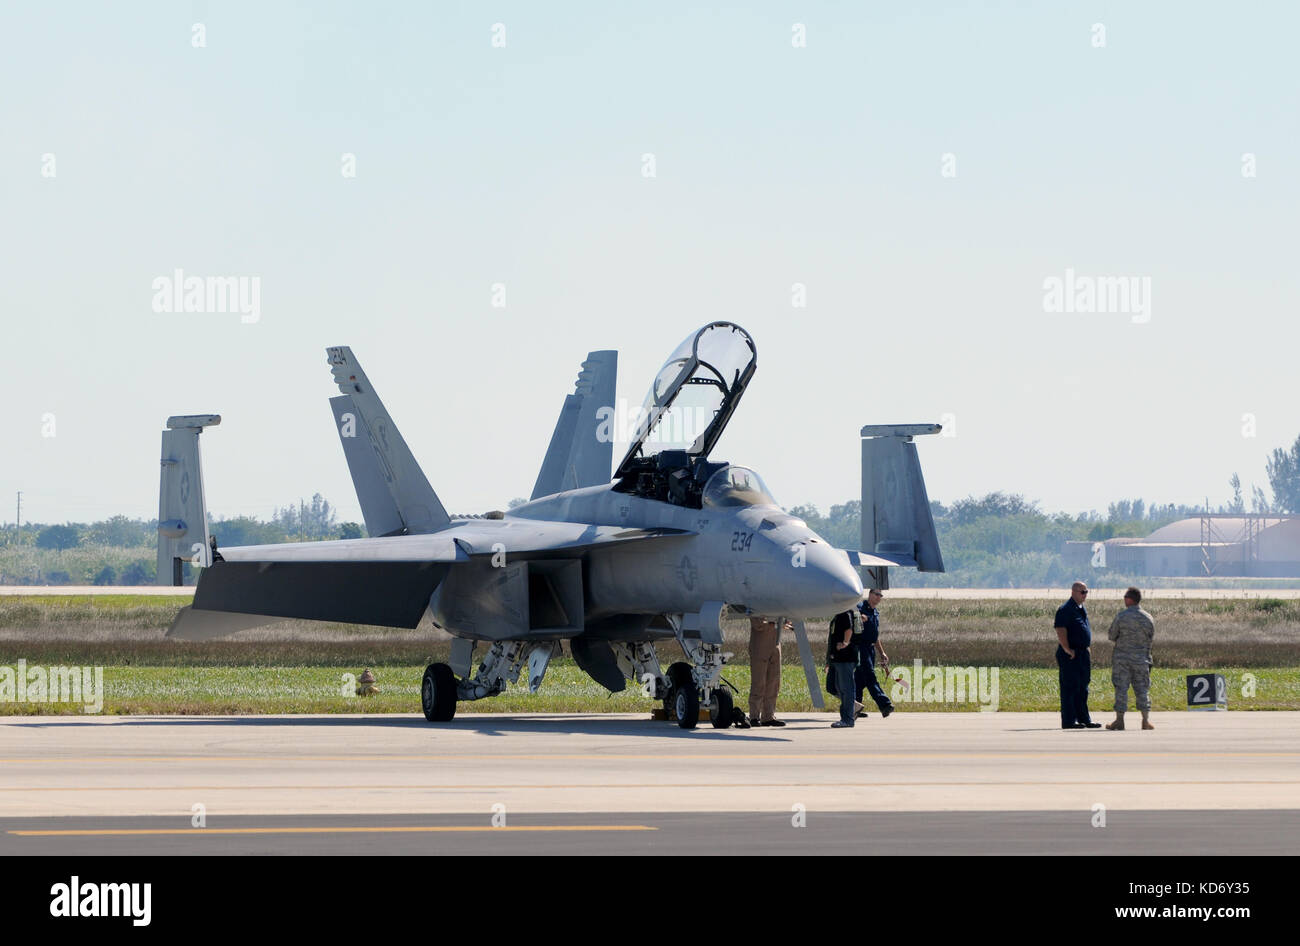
top-left (701, 465), bottom-right (777, 508)
top-left (613, 322), bottom-right (760, 508)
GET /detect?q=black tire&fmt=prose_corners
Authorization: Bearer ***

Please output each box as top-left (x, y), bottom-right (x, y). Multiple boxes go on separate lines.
top-left (421, 663), bottom-right (457, 722)
top-left (674, 681), bottom-right (699, 730)
top-left (667, 662), bottom-right (693, 687)
top-left (711, 687), bottom-right (734, 729)
top-left (662, 662), bottom-right (694, 721)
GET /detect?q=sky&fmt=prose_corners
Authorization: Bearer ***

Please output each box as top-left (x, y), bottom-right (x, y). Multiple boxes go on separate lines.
top-left (3, 1), bottom-right (1298, 527)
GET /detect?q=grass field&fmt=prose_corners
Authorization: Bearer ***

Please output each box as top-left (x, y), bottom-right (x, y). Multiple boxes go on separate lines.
top-left (2, 664), bottom-right (1295, 716)
top-left (1, 594), bottom-right (1297, 715)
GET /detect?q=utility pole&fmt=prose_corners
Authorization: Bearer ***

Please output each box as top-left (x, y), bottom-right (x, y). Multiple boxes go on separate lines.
top-left (15, 491), bottom-right (21, 536)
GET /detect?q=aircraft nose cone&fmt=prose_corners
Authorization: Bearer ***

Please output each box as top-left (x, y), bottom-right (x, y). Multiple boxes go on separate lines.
top-left (799, 543), bottom-right (864, 613)
top-left (836, 567), bottom-right (864, 605)
top-left (824, 552), bottom-right (864, 609)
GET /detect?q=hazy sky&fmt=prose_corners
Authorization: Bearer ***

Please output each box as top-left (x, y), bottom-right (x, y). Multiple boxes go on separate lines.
top-left (3, 2), bottom-right (1298, 527)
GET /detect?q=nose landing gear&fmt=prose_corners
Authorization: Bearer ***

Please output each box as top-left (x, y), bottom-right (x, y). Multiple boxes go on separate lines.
top-left (663, 652), bottom-right (739, 730)
top-left (673, 680), bottom-right (700, 729)
top-left (710, 686), bottom-right (735, 729)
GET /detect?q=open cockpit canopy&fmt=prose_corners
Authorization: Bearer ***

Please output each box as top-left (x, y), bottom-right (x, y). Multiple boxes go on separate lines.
top-left (613, 322), bottom-right (757, 508)
top-left (615, 322), bottom-right (756, 478)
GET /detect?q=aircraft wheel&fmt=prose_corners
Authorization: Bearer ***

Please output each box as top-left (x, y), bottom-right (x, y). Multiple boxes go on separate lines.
top-left (711, 687), bottom-right (734, 729)
top-left (421, 663), bottom-right (457, 722)
top-left (662, 662), bottom-right (693, 721)
top-left (667, 662), bottom-right (693, 687)
top-left (674, 681), bottom-right (699, 730)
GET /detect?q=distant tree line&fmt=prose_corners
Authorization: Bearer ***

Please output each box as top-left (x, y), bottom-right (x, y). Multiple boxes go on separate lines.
top-left (0, 493), bottom-right (363, 586)
top-left (5, 433), bottom-right (1300, 587)
top-left (785, 492), bottom-right (1204, 588)
top-left (1266, 434), bottom-right (1300, 515)
top-left (783, 431), bottom-right (1300, 587)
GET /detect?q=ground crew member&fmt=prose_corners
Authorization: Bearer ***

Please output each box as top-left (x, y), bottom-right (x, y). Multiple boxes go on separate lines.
top-left (1054, 581), bottom-right (1100, 729)
top-left (748, 615), bottom-right (789, 727)
top-left (854, 589), bottom-right (894, 718)
top-left (828, 609), bottom-right (859, 728)
top-left (1106, 586), bottom-right (1156, 731)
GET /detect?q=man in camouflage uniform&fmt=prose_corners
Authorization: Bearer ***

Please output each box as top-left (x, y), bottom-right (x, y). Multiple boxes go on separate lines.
top-left (1105, 586), bottom-right (1156, 731)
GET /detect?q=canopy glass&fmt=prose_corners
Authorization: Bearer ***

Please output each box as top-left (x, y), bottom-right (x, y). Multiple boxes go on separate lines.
top-left (701, 465), bottom-right (777, 508)
top-left (615, 322), bottom-right (757, 477)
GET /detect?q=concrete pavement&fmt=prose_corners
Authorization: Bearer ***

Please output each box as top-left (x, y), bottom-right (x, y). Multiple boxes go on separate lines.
top-left (2, 711), bottom-right (1296, 818)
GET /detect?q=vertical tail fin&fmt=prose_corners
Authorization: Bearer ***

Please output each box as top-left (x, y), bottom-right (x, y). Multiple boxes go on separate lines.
top-left (157, 415), bottom-right (219, 585)
top-left (327, 347), bottom-right (450, 534)
top-left (329, 394), bottom-right (405, 537)
top-left (531, 350), bottom-right (617, 499)
top-left (860, 424), bottom-right (945, 588)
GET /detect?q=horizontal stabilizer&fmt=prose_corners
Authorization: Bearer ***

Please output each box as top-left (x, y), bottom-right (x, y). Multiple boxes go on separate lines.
top-left (166, 607), bottom-right (285, 641)
top-left (840, 549), bottom-right (919, 569)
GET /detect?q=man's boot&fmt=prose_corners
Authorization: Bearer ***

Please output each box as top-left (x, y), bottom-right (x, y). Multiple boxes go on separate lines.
top-left (1141, 710), bottom-right (1154, 730)
top-left (1105, 713), bottom-right (1124, 731)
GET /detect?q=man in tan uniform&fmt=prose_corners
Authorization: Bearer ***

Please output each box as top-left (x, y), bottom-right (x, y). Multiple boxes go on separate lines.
top-left (748, 615), bottom-right (790, 726)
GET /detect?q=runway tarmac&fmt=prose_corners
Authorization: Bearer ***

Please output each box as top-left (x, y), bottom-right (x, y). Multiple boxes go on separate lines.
top-left (2, 711), bottom-right (1296, 854)
top-left (5, 810), bottom-right (1297, 856)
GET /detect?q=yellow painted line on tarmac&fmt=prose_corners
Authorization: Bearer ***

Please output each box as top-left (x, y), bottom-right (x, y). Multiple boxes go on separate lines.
top-left (2, 751), bottom-right (1298, 765)
top-left (9, 825), bottom-right (655, 837)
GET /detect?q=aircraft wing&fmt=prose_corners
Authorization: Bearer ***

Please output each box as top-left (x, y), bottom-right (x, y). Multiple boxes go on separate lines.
top-left (168, 523), bottom-right (694, 640)
top-left (215, 523), bottom-right (693, 563)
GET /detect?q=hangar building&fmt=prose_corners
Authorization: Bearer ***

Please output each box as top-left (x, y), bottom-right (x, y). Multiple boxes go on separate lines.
top-left (1069, 515), bottom-right (1300, 577)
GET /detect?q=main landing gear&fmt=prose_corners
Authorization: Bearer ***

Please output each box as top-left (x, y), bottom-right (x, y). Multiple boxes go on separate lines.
top-left (421, 640), bottom-right (562, 723)
top-left (421, 663), bottom-right (457, 722)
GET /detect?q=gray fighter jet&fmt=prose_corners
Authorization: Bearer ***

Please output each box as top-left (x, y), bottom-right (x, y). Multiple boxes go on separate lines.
top-left (158, 322), bottom-right (943, 727)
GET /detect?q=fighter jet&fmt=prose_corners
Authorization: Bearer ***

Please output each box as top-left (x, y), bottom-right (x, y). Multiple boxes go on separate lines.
top-left (158, 322), bottom-right (943, 727)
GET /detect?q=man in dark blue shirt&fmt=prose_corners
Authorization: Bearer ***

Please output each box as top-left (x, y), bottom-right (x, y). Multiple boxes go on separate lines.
top-left (854, 589), bottom-right (894, 718)
top-left (1054, 581), bottom-right (1100, 729)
